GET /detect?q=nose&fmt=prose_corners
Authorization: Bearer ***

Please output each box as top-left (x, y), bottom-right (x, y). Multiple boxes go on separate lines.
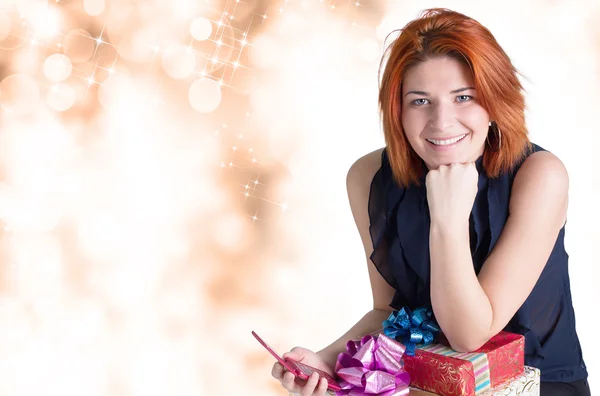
top-left (428, 102), bottom-right (456, 131)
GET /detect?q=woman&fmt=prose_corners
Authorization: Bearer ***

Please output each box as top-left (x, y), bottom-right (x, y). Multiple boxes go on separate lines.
top-left (271, 8), bottom-right (590, 396)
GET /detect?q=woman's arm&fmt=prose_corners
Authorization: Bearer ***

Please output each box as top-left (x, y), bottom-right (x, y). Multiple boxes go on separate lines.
top-left (429, 151), bottom-right (569, 352)
top-left (317, 148), bottom-right (396, 367)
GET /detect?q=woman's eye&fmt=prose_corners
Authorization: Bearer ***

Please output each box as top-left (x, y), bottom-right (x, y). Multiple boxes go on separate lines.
top-left (412, 99), bottom-right (428, 106)
top-left (457, 95), bottom-right (472, 102)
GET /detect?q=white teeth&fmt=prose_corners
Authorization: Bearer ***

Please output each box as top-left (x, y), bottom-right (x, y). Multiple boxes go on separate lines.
top-left (427, 134), bottom-right (467, 146)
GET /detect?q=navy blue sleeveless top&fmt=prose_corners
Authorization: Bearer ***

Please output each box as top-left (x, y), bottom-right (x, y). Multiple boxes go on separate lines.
top-left (368, 143), bottom-right (588, 383)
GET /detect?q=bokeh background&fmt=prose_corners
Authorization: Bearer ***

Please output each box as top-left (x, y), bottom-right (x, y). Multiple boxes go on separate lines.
top-left (0, 0), bottom-right (598, 395)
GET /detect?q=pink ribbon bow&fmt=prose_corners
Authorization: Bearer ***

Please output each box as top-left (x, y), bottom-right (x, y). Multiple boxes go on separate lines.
top-left (334, 333), bottom-right (410, 395)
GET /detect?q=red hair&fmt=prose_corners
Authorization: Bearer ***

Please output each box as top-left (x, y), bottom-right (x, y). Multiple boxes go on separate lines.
top-left (378, 8), bottom-right (533, 187)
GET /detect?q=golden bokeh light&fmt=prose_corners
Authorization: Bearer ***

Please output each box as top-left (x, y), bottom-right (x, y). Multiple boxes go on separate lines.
top-left (190, 17), bottom-right (213, 41)
top-left (0, 5), bottom-right (30, 51)
top-left (62, 28), bottom-right (96, 64)
top-left (26, 2), bottom-right (62, 38)
top-left (46, 83), bottom-right (77, 112)
top-left (0, 73), bottom-right (39, 116)
top-left (0, 1), bottom-right (598, 395)
top-left (188, 77), bottom-right (222, 113)
top-left (83, 0), bottom-right (106, 17)
top-left (43, 53), bottom-right (73, 82)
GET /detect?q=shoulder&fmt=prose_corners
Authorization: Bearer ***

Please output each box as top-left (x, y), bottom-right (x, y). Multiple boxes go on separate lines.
top-left (345, 147), bottom-right (385, 244)
top-left (512, 150), bottom-right (568, 194)
top-left (346, 147), bottom-right (385, 197)
top-left (510, 150), bottom-right (569, 219)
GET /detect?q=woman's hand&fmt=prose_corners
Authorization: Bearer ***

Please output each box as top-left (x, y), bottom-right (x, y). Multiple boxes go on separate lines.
top-left (271, 347), bottom-right (335, 396)
top-left (426, 162), bottom-right (478, 229)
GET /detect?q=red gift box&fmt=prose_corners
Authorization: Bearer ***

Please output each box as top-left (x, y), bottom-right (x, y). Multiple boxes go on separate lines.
top-left (403, 331), bottom-right (525, 396)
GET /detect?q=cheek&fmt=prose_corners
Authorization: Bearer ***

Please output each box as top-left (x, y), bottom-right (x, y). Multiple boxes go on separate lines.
top-left (401, 111), bottom-right (425, 141)
top-left (462, 108), bottom-right (489, 136)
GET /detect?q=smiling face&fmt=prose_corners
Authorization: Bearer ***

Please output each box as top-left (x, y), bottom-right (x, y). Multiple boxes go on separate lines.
top-left (401, 56), bottom-right (490, 170)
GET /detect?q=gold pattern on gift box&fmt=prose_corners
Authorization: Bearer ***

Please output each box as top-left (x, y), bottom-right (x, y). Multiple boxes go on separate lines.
top-left (482, 366), bottom-right (540, 396)
top-left (483, 333), bottom-right (525, 386)
top-left (406, 357), bottom-right (472, 395)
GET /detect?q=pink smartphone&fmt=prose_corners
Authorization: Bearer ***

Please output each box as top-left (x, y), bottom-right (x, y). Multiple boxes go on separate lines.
top-left (252, 330), bottom-right (342, 392)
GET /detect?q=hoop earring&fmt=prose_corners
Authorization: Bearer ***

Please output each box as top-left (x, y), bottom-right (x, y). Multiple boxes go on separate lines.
top-left (487, 121), bottom-right (502, 151)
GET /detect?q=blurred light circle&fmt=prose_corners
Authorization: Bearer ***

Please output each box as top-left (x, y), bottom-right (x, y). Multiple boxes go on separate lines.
top-left (62, 29), bottom-right (95, 63)
top-left (188, 78), bottom-right (221, 113)
top-left (0, 7), bottom-right (30, 50)
top-left (170, 0), bottom-right (207, 20)
top-left (0, 73), bottom-right (40, 116)
top-left (27, 2), bottom-right (61, 38)
top-left (161, 44), bottom-right (196, 79)
top-left (46, 83), bottom-right (76, 112)
top-left (0, 10), bottom-right (11, 42)
top-left (83, 0), bottom-right (106, 16)
top-left (190, 18), bottom-right (212, 41)
top-left (43, 53), bottom-right (73, 82)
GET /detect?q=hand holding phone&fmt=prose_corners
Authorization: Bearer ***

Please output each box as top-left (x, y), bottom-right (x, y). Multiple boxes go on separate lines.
top-left (252, 330), bottom-right (341, 392)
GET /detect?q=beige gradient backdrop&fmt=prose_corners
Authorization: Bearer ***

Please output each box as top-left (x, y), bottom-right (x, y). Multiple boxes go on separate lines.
top-left (0, 0), bottom-right (597, 395)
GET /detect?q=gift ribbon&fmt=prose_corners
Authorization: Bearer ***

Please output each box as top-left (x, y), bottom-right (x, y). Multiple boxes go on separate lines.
top-left (382, 307), bottom-right (440, 356)
top-left (419, 343), bottom-right (492, 394)
top-left (334, 333), bottom-right (410, 395)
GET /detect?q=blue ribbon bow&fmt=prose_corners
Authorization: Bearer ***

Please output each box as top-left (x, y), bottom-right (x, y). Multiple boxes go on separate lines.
top-left (382, 307), bottom-right (441, 356)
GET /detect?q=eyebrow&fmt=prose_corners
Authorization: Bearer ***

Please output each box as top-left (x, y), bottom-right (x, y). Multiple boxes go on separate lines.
top-left (404, 87), bottom-right (475, 97)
